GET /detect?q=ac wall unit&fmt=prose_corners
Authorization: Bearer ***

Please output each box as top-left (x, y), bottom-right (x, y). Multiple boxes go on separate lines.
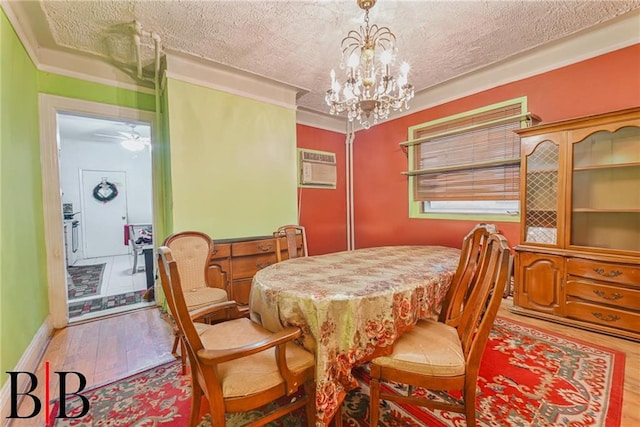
top-left (299, 149), bottom-right (337, 186)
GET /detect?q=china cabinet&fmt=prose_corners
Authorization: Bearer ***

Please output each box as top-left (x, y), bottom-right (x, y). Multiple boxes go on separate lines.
top-left (513, 108), bottom-right (640, 341)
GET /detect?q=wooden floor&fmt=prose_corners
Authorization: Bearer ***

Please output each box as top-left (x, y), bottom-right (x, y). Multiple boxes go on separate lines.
top-left (10, 307), bottom-right (175, 427)
top-left (10, 300), bottom-right (640, 426)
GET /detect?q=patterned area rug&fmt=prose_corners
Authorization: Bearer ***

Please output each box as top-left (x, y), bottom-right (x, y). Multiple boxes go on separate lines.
top-left (67, 263), bottom-right (105, 300)
top-left (47, 317), bottom-right (625, 426)
top-left (67, 289), bottom-right (149, 318)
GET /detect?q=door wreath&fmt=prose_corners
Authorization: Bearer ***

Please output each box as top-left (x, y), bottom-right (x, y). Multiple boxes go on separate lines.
top-left (93, 180), bottom-right (119, 203)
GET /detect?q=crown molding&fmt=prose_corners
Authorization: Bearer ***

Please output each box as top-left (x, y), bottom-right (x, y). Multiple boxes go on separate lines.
top-left (1, 1), bottom-right (154, 95)
top-left (1, 1), bottom-right (39, 67)
top-left (165, 51), bottom-right (299, 111)
top-left (37, 47), bottom-right (156, 95)
top-left (389, 10), bottom-right (640, 123)
top-left (4, 1), bottom-right (637, 130)
top-left (296, 109), bottom-right (347, 134)
top-left (296, 11), bottom-right (640, 133)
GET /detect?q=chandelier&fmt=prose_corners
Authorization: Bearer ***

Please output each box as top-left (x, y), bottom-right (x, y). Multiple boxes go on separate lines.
top-left (326, 0), bottom-right (414, 129)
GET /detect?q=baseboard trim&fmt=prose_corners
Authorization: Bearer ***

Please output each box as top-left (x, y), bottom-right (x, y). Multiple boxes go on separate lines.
top-left (1, 316), bottom-right (54, 426)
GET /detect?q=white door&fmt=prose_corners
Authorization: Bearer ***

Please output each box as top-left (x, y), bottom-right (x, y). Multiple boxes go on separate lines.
top-left (80, 170), bottom-right (128, 258)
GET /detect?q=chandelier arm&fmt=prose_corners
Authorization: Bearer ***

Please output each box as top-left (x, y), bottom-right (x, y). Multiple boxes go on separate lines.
top-left (368, 25), bottom-right (396, 44)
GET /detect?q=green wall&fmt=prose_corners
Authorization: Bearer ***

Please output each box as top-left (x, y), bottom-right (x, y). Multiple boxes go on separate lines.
top-left (0, 7), bottom-right (47, 387)
top-left (165, 78), bottom-right (298, 240)
top-left (38, 72), bottom-right (156, 112)
top-left (1, 7), bottom-right (160, 387)
top-left (1, 6), bottom-right (297, 388)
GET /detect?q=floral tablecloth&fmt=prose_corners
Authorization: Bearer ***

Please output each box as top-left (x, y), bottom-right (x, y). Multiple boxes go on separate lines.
top-left (249, 245), bottom-right (460, 426)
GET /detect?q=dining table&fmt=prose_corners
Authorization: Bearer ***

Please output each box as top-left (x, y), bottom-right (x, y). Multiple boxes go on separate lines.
top-left (249, 245), bottom-right (461, 426)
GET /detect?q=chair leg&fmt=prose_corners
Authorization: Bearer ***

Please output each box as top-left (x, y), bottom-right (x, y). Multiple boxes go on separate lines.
top-left (180, 339), bottom-right (187, 375)
top-left (464, 386), bottom-right (477, 427)
top-left (132, 251), bottom-right (138, 274)
top-left (303, 381), bottom-right (316, 427)
top-left (369, 377), bottom-right (380, 426)
top-left (332, 407), bottom-right (343, 427)
top-left (189, 379), bottom-right (203, 427)
top-left (171, 334), bottom-right (180, 357)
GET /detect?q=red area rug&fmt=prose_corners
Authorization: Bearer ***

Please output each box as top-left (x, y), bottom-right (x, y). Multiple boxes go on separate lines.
top-left (47, 317), bottom-right (624, 426)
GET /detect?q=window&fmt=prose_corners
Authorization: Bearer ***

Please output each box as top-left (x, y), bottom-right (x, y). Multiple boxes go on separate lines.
top-left (402, 97), bottom-right (536, 220)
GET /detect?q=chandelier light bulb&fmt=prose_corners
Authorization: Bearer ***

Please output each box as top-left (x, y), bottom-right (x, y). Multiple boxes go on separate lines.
top-left (379, 50), bottom-right (392, 65)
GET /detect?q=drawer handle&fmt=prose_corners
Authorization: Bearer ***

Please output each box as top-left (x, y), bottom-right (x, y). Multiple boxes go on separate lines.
top-left (257, 244), bottom-right (273, 252)
top-left (256, 262), bottom-right (272, 269)
top-left (592, 268), bottom-right (622, 278)
top-left (592, 312), bottom-right (620, 322)
top-left (212, 249), bottom-right (218, 255)
top-left (593, 290), bottom-right (623, 300)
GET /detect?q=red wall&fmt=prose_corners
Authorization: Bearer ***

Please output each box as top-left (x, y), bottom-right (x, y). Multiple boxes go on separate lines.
top-left (296, 124), bottom-right (348, 255)
top-left (298, 44), bottom-right (640, 252)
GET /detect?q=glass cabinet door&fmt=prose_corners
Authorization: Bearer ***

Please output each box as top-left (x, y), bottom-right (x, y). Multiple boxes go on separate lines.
top-left (571, 126), bottom-right (640, 252)
top-left (524, 140), bottom-right (560, 245)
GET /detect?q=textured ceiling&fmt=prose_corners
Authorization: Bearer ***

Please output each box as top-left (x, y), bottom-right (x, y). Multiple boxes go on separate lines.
top-left (9, 0), bottom-right (640, 116)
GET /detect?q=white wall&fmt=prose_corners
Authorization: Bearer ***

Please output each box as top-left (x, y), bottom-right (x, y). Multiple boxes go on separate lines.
top-left (59, 138), bottom-right (153, 226)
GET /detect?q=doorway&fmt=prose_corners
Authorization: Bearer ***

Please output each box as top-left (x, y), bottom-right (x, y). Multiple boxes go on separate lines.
top-left (39, 95), bottom-right (157, 328)
top-left (58, 114), bottom-right (155, 322)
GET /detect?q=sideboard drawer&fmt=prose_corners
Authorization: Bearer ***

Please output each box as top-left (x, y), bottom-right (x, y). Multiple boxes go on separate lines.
top-left (566, 258), bottom-right (640, 286)
top-left (232, 254), bottom-right (276, 279)
top-left (566, 279), bottom-right (640, 310)
top-left (232, 239), bottom-right (276, 256)
top-left (565, 300), bottom-right (639, 332)
top-left (211, 243), bottom-right (231, 259)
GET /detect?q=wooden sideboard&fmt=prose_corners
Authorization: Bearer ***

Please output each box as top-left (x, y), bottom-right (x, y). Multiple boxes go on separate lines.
top-left (206, 235), bottom-right (303, 309)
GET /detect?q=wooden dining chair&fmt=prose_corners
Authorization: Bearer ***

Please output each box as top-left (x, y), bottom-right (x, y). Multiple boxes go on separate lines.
top-left (369, 233), bottom-right (511, 427)
top-left (438, 223), bottom-right (497, 327)
top-left (158, 246), bottom-right (316, 427)
top-left (274, 225), bottom-right (308, 262)
top-left (163, 231), bottom-right (231, 374)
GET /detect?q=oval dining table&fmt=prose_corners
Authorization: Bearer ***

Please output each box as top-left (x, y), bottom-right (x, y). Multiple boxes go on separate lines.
top-left (249, 245), bottom-right (461, 426)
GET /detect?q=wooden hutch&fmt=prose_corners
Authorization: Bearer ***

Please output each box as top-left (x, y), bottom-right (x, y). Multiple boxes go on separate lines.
top-left (513, 107), bottom-right (640, 341)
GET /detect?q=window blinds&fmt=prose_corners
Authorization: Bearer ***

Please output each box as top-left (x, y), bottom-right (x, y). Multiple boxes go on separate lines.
top-left (402, 103), bottom-right (529, 202)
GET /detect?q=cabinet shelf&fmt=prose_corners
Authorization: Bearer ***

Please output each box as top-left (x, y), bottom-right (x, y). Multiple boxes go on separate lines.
top-left (573, 162), bottom-right (640, 172)
top-left (573, 208), bottom-right (640, 213)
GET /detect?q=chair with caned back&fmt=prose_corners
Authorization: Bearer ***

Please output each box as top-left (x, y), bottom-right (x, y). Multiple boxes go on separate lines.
top-left (369, 233), bottom-right (512, 427)
top-left (158, 246), bottom-right (316, 427)
top-left (162, 231), bottom-right (230, 374)
top-left (273, 225), bottom-right (308, 262)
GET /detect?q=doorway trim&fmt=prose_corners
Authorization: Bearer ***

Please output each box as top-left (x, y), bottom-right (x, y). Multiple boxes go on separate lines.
top-left (39, 94), bottom-right (155, 328)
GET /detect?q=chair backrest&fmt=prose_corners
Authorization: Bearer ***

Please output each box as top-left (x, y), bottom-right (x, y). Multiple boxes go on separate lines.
top-left (456, 233), bottom-right (511, 374)
top-left (439, 223), bottom-right (497, 326)
top-left (274, 225), bottom-right (308, 262)
top-left (157, 246), bottom-right (207, 378)
top-left (163, 231), bottom-right (213, 292)
top-left (128, 223), bottom-right (153, 250)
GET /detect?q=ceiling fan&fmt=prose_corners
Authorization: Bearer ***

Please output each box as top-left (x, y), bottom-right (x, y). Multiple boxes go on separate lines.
top-left (95, 123), bottom-right (150, 152)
